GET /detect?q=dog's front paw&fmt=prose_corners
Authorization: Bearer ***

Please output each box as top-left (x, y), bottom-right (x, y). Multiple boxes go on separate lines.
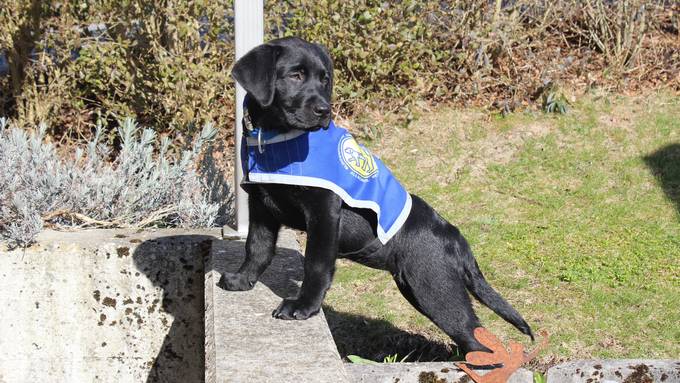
top-left (217, 272), bottom-right (255, 291)
top-left (272, 298), bottom-right (320, 320)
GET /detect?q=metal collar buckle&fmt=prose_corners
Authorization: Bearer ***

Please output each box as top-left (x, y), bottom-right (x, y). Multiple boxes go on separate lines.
top-left (243, 108), bottom-right (264, 153)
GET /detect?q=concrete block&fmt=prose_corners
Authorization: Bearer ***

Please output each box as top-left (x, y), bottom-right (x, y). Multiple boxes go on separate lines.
top-left (347, 362), bottom-right (533, 383)
top-left (546, 359), bottom-right (680, 383)
top-left (0, 228), bottom-right (219, 383)
top-left (205, 229), bottom-right (350, 383)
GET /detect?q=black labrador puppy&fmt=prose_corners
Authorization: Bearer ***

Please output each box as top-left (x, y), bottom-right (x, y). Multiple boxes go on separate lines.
top-left (218, 37), bottom-right (533, 353)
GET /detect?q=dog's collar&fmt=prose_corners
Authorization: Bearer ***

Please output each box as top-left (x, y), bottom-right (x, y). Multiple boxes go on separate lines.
top-left (242, 96), bottom-right (307, 153)
top-left (244, 127), bottom-right (307, 153)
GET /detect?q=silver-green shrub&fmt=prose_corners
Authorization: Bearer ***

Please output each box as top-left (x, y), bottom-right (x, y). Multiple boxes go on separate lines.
top-left (0, 117), bottom-right (232, 248)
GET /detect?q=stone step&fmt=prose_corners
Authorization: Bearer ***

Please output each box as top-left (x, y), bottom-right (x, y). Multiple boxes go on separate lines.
top-left (546, 359), bottom-right (680, 383)
top-left (205, 229), bottom-right (350, 383)
top-left (347, 362), bottom-right (533, 383)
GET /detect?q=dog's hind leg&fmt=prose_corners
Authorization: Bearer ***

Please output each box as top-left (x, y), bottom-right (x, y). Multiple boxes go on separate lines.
top-left (392, 264), bottom-right (488, 354)
top-left (217, 197), bottom-right (281, 291)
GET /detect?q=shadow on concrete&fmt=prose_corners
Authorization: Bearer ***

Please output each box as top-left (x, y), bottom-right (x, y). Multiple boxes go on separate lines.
top-left (135, 234), bottom-right (455, 378)
top-left (211, 239), bottom-right (305, 300)
top-left (211, 239), bottom-right (456, 363)
top-left (132, 235), bottom-right (213, 383)
top-left (644, 143), bottom-right (680, 220)
top-left (323, 305), bottom-right (457, 363)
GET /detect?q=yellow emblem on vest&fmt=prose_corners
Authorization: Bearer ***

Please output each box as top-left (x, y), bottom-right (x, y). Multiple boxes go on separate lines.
top-left (338, 135), bottom-right (378, 180)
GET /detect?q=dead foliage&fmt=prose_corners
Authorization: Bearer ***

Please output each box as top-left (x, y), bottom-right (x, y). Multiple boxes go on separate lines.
top-left (0, 1), bottom-right (677, 145)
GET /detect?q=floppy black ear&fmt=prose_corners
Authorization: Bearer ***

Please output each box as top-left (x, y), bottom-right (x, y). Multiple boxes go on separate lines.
top-left (231, 44), bottom-right (280, 107)
top-left (314, 43), bottom-right (334, 93)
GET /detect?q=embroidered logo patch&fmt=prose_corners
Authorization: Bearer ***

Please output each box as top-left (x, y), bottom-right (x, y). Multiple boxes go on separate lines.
top-left (338, 135), bottom-right (378, 180)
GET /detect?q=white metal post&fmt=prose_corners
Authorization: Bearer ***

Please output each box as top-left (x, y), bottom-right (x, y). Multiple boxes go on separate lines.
top-left (234, 0), bottom-right (264, 235)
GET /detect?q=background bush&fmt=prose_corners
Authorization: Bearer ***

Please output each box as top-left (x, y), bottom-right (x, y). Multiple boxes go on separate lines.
top-left (0, 0), bottom-right (236, 141)
top-left (0, 0), bottom-right (677, 244)
top-left (1, 0), bottom-right (678, 142)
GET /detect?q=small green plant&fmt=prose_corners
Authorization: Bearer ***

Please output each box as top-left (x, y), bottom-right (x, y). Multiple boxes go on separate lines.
top-left (347, 355), bottom-right (379, 365)
top-left (541, 83), bottom-right (570, 114)
top-left (348, 350), bottom-right (414, 364)
top-left (383, 354), bottom-right (398, 363)
top-left (533, 371), bottom-right (547, 383)
top-left (382, 350), bottom-right (414, 363)
top-left (451, 345), bottom-right (465, 361)
top-left (544, 92), bottom-right (569, 114)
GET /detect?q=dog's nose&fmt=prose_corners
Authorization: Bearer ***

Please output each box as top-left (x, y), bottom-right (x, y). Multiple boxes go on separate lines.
top-left (313, 103), bottom-right (330, 117)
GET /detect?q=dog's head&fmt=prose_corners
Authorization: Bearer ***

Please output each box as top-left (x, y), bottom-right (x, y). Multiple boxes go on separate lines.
top-left (232, 37), bottom-right (333, 132)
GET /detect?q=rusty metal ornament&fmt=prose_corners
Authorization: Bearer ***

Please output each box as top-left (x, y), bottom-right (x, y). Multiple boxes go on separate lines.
top-left (456, 327), bottom-right (549, 383)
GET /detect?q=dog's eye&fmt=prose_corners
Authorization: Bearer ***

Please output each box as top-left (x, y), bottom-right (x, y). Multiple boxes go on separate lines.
top-left (289, 71), bottom-right (304, 81)
top-left (321, 75), bottom-right (329, 86)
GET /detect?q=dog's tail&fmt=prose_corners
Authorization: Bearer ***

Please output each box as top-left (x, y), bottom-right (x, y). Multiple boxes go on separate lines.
top-left (464, 258), bottom-right (534, 341)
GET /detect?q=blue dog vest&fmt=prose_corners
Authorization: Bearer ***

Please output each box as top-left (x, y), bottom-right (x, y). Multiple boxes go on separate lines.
top-left (242, 121), bottom-right (412, 244)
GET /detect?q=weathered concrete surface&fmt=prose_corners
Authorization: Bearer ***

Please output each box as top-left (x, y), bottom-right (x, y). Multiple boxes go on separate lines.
top-left (0, 228), bottom-right (218, 383)
top-left (347, 362), bottom-right (533, 383)
top-left (206, 229), bottom-right (351, 383)
top-left (546, 359), bottom-right (680, 383)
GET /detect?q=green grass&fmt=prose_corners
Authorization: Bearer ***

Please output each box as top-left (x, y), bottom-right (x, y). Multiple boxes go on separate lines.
top-left (324, 92), bottom-right (680, 366)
